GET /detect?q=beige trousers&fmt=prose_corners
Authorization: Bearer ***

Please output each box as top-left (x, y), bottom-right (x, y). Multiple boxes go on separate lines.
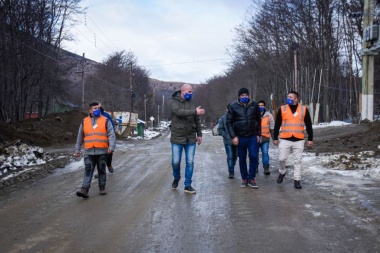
top-left (278, 139), bottom-right (305, 180)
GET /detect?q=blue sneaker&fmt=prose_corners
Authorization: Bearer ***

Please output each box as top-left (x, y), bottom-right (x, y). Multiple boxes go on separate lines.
top-left (241, 179), bottom-right (248, 188)
top-left (248, 179), bottom-right (258, 188)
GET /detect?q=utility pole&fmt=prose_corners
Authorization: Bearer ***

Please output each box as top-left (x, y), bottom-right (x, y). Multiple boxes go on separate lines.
top-left (144, 94), bottom-right (148, 122)
top-left (75, 53), bottom-right (86, 111)
top-left (162, 95), bottom-right (164, 121)
top-left (293, 43), bottom-right (299, 91)
top-left (157, 105), bottom-right (160, 125)
top-left (361, 0), bottom-right (375, 121)
top-left (130, 63), bottom-right (134, 113)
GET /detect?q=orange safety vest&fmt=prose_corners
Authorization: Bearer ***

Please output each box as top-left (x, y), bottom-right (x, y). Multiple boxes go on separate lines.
top-left (83, 116), bottom-right (109, 149)
top-left (279, 104), bottom-right (306, 139)
top-left (261, 114), bottom-right (271, 138)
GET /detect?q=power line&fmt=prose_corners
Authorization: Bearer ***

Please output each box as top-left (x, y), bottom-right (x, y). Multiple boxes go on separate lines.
top-left (86, 14), bottom-right (121, 51)
top-left (0, 29), bottom-right (128, 92)
top-left (145, 58), bottom-right (229, 67)
top-left (73, 26), bottom-right (109, 58)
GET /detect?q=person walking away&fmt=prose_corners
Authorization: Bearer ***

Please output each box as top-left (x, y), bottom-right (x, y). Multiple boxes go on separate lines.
top-left (170, 84), bottom-right (205, 194)
top-left (93, 104), bottom-right (116, 179)
top-left (256, 100), bottom-right (274, 175)
top-left (74, 102), bottom-right (116, 198)
top-left (273, 91), bottom-right (313, 189)
top-left (226, 88), bottom-right (261, 188)
top-left (217, 103), bottom-right (237, 178)
top-left (100, 105), bottom-right (115, 173)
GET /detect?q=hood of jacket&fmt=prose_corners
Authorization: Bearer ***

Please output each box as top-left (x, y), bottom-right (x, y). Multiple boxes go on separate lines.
top-left (172, 90), bottom-right (183, 102)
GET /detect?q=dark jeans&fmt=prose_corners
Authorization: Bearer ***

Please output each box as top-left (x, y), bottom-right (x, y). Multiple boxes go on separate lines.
top-left (82, 154), bottom-right (107, 189)
top-left (237, 136), bottom-right (259, 180)
top-left (224, 143), bottom-right (237, 175)
top-left (106, 153), bottom-right (113, 167)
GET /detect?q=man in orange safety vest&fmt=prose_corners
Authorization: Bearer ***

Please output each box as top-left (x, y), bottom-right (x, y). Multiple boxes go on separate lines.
top-left (273, 91), bottom-right (313, 189)
top-left (74, 101), bottom-right (116, 198)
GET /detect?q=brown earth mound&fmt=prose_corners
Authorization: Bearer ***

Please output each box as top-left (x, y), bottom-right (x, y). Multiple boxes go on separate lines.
top-left (312, 120), bottom-right (380, 155)
top-left (0, 110), bottom-right (87, 148)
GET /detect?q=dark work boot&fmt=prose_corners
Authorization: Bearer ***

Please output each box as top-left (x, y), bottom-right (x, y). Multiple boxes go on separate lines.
top-left (264, 165), bottom-right (270, 175)
top-left (99, 186), bottom-right (107, 195)
top-left (294, 180), bottom-right (302, 189)
top-left (76, 188), bottom-right (89, 198)
top-left (277, 173), bottom-right (286, 184)
top-left (172, 179), bottom-right (180, 189)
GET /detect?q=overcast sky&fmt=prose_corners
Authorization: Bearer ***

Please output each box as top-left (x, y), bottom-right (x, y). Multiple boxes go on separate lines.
top-left (63, 0), bottom-right (252, 84)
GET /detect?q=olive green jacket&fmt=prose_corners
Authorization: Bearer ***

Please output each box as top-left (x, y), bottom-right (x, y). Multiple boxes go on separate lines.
top-left (170, 90), bottom-right (202, 144)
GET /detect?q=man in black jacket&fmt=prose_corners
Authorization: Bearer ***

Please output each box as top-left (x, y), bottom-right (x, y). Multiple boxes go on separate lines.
top-left (226, 88), bottom-right (261, 188)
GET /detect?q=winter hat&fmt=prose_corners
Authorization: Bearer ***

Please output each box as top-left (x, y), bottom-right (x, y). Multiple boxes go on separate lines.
top-left (238, 88), bottom-right (249, 97)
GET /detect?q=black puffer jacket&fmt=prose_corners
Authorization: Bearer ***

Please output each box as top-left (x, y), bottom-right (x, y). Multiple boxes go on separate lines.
top-left (226, 100), bottom-right (261, 139)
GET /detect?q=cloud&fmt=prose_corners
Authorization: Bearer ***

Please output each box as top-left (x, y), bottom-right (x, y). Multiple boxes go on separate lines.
top-left (63, 0), bottom-right (251, 83)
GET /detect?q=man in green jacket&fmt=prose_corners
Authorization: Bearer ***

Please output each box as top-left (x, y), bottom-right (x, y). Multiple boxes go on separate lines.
top-left (170, 84), bottom-right (205, 194)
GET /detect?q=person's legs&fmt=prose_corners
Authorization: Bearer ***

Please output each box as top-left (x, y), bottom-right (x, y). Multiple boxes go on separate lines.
top-left (255, 142), bottom-right (261, 172)
top-left (224, 143), bottom-right (235, 175)
top-left (247, 135), bottom-right (259, 180)
top-left (82, 154), bottom-right (96, 189)
top-left (171, 143), bottom-right (184, 180)
top-left (77, 154), bottom-right (96, 198)
top-left (106, 153), bottom-right (114, 173)
top-left (278, 139), bottom-right (292, 175)
top-left (184, 141), bottom-right (196, 187)
top-left (97, 154), bottom-right (107, 188)
top-left (292, 140), bottom-right (305, 180)
top-left (232, 144), bottom-right (237, 171)
top-left (237, 137), bottom-right (248, 180)
top-left (261, 141), bottom-right (270, 167)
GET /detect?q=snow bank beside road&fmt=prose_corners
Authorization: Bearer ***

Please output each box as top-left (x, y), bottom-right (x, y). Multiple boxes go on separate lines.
top-left (0, 143), bottom-right (52, 176)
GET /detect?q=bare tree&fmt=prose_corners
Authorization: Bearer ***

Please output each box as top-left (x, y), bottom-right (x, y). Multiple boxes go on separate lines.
top-left (0, 0), bottom-right (83, 122)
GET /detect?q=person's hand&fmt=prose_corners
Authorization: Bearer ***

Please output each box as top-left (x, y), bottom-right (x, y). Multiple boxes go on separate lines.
top-left (232, 137), bottom-right (239, 146)
top-left (307, 141), bottom-right (313, 148)
top-left (273, 140), bottom-right (279, 146)
top-left (73, 151), bottom-right (81, 157)
top-left (197, 137), bottom-right (202, 145)
top-left (108, 148), bottom-right (114, 154)
top-left (196, 106), bottom-right (205, 115)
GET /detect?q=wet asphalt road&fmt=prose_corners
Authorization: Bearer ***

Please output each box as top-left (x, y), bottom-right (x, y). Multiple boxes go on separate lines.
top-left (0, 131), bottom-right (379, 253)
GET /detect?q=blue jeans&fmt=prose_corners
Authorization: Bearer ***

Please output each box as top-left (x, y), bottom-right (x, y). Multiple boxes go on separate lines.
top-left (224, 143), bottom-right (237, 174)
top-left (82, 154), bottom-right (107, 189)
top-left (237, 136), bottom-right (258, 180)
top-left (258, 141), bottom-right (270, 167)
top-left (171, 141), bottom-right (196, 187)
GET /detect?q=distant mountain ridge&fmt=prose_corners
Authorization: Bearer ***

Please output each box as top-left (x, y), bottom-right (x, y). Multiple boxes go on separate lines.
top-left (148, 78), bottom-right (200, 92)
top-left (148, 78), bottom-right (201, 99)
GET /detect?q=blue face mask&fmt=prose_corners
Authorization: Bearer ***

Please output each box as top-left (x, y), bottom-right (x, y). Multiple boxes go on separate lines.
top-left (240, 97), bottom-right (250, 104)
top-left (259, 107), bottom-right (265, 112)
top-left (93, 109), bottom-right (101, 117)
top-left (184, 93), bottom-right (193, 101)
top-left (286, 98), bottom-right (294, 105)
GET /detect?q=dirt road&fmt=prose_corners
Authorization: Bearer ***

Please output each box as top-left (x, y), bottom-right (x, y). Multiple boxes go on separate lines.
top-left (0, 130), bottom-right (379, 252)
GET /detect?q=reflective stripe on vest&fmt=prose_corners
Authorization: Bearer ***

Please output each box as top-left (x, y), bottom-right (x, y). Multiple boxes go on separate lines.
top-left (279, 104), bottom-right (306, 139)
top-left (261, 114), bottom-right (270, 138)
top-left (83, 116), bottom-right (109, 149)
